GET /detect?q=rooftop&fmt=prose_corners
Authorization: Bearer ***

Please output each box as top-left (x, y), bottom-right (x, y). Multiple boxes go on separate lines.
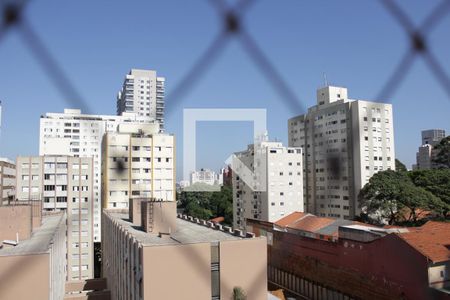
top-left (274, 211), bottom-right (389, 238)
top-left (0, 213), bottom-right (64, 256)
top-left (397, 221), bottom-right (450, 263)
top-left (108, 212), bottom-right (242, 246)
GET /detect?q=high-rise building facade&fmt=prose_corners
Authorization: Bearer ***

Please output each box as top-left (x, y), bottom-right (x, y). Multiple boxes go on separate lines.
top-left (232, 139), bottom-right (303, 229)
top-left (422, 129), bottom-right (446, 146)
top-left (15, 155), bottom-right (94, 280)
top-left (0, 157), bottom-right (15, 205)
top-left (414, 129), bottom-right (446, 170)
top-left (116, 69), bottom-right (165, 129)
top-left (39, 108), bottom-right (154, 241)
top-left (101, 123), bottom-right (175, 209)
top-left (288, 86), bottom-right (395, 220)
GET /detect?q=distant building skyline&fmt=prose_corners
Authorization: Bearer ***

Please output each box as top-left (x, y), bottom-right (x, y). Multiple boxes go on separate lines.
top-left (414, 129), bottom-right (446, 170)
top-left (1, 1), bottom-right (450, 175)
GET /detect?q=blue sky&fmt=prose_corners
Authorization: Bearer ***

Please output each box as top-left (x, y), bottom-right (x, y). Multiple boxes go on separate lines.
top-left (0, 0), bottom-right (449, 179)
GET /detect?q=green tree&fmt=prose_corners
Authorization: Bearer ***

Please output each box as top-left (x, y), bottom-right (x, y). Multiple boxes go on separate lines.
top-left (232, 287), bottom-right (247, 300)
top-left (177, 185), bottom-right (233, 225)
top-left (358, 170), bottom-right (445, 225)
top-left (359, 170), bottom-right (410, 224)
top-left (395, 159), bottom-right (407, 172)
top-left (408, 169), bottom-right (450, 217)
top-left (432, 136), bottom-right (450, 169)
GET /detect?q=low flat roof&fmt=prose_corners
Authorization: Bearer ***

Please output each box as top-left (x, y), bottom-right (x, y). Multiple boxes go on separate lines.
top-left (108, 213), bottom-right (242, 246)
top-left (0, 214), bottom-right (64, 256)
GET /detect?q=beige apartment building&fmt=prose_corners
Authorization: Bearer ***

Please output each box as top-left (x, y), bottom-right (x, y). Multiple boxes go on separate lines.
top-left (102, 200), bottom-right (267, 300)
top-left (15, 155), bottom-right (94, 280)
top-left (101, 123), bottom-right (175, 209)
top-left (0, 157), bottom-right (15, 205)
top-left (0, 205), bottom-right (67, 300)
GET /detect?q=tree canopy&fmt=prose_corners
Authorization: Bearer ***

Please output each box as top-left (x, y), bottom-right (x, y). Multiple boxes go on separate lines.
top-left (432, 136), bottom-right (450, 169)
top-left (177, 185), bottom-right (233, 225)
top-left (359, 169), bottom-right (448, 225)
top-left (395, 159), bottom-right (407, 172)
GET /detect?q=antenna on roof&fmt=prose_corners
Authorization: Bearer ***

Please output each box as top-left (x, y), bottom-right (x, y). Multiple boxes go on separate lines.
top-left (323, 72), bottom-right (329, 87)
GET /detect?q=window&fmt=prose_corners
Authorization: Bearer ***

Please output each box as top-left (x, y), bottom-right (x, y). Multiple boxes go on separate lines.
top-left (22, 175), bottom-right (29, 181)
top-left (56, 197), bottom-right (67, 203)
top-left (57, 163), bottom-right (67, 169)
top-left (44, 185), bottom-right (55, 191)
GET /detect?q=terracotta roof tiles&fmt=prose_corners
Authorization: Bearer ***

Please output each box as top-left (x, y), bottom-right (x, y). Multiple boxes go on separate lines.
top-left (396, 221), bottom-right (450, 263)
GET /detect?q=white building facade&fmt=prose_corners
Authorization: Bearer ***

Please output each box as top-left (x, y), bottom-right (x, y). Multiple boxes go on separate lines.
top-left (101, 123), bottom-right (175, 209)
top-left (39, 108), bottom-right (154, 241)
top-left (0, 157), bottom-right (15, 205)
top-left (288, 86), bottom-right (395, 220)
top-left (190, 169), bottom-right (218, 186)
top-left (116, 69), bottom-right (165, 129)
top-left (233, 140), bottom-right (303, 229)
top-left (15, 155), bottom-right (94, 280)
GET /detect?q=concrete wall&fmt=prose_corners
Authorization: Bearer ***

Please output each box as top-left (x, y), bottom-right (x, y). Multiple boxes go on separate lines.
top-left (219, 238), bottom-right (267, 300)
top-left (0, 254), bottom-right (50, 300)
top-left (0, 205), bottom-right (32, 241)
top-left (129, 198), bottom-right (145, 226)
top-left (141, 200), bottom-right (177, 234)
top-left (143, 243), bottom-right (211, 300)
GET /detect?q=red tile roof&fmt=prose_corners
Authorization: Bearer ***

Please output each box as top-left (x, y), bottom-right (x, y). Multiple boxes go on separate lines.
top-left (396, 221), bottom-right (450, 263)
top-left (287, 215), bottom-right (335, 233)
top-left (274, 212), bottom-right (308, 227)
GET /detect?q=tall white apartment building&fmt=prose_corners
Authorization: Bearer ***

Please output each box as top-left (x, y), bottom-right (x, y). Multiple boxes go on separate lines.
top-left (414, 129), bottom-right (446, 170)
top-left (101, 123), bottom-right (175, 209)
top-left (233, 139), bottom-right (303, 229)
top-left (0, 157), bottom-right (15, 205)
top-left (15, 155), bottom-right (94, 280)
top-left (288, 86), bottom-right (395, 220)
top-left (116, 69), bottom-right (165, 129)
top-left (39, 108), bottom-right (154, 241)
